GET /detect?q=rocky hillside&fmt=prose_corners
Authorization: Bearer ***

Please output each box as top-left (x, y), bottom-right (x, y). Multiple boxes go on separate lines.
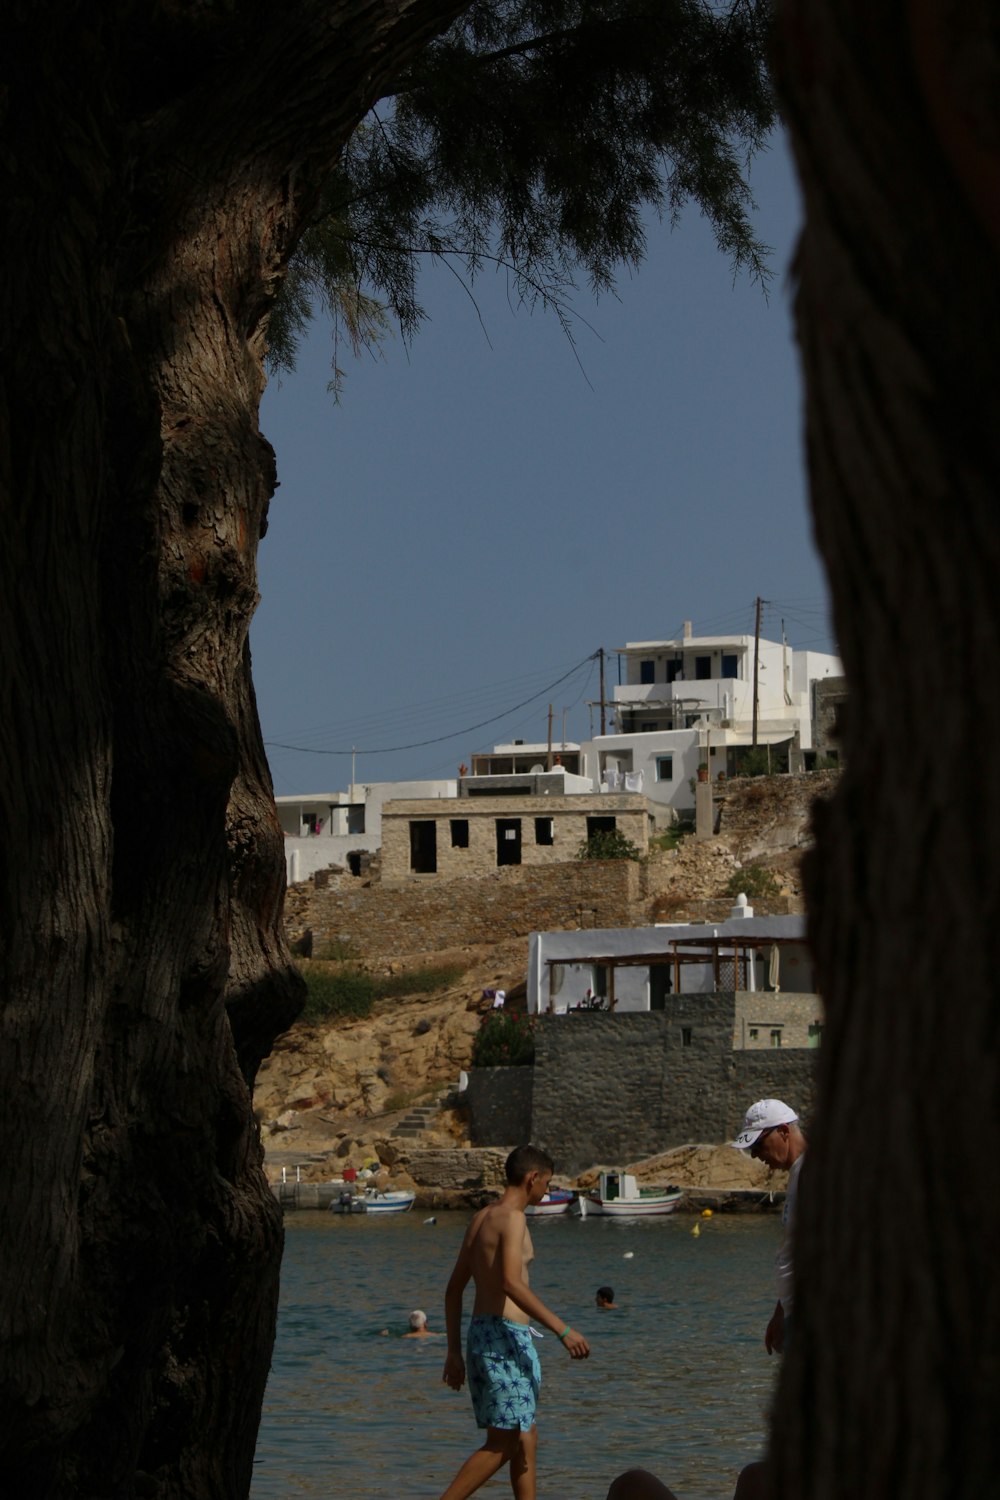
top-left (256, 772), bottom-right (836, 1189)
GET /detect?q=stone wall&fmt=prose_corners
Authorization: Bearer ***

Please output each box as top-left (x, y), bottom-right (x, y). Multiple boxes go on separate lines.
top-left (732, 991), bottom-right (823, 1049)
top-left (284, 860), bottom-right (644, 961)
top-left (465, 1066), bottom-right (533, 1148)
top-left (526, 1000), bottom-right (817, 1175)
top-left (380, 794), bottom-right (650, 884)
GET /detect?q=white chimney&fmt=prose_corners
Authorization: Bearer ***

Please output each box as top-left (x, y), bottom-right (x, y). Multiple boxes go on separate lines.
top-left (683, 620), bottom-right (693, 640)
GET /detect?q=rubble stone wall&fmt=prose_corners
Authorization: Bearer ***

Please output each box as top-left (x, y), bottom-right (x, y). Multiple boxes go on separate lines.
top-left (465, 1066), bottom-right (533, 1148)
top-left (526, 1001), bottom-right (817, 1175)
top-left (284, 860), bottom-right (644, 961)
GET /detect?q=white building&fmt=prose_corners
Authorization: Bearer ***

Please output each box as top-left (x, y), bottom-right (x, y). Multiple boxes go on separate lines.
top-left (579, 625), bottom-right (841, 817)
top-left (277, 779), bottom-right (455, 883)
top-left (526, 910), bottom-right (816, 1016)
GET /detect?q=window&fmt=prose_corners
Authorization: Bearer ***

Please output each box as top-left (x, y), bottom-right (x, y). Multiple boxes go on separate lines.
top-left (534, 817), bottom-right (554, 846)
top-left (808, 1022), bottom-right (823, 1048)
top-left (680, 1026), bottom-right (693, 1047)
top-left (666, 658), bottom-right (683, 683)
top-left (695, 655), bottom-right (712, 680)
top-left (770, 1028), bottom-right (782, 1048)
top-left (347, 805), bottom-right (365, 835)
top-left (721, 653), bottom-right (739, 679)
top-left (586, 815), bottom-right (617, 838)
top-left (450, 819), bottom-right (469, 848)
top-left (639, 659), bottom-right (655, 684)
top-left (749, 1027), bottom-right (759, 1041)
top-left (655, 755), bottom-right (674, 782)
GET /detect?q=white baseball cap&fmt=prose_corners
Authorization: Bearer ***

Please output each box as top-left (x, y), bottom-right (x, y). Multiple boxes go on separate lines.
top-left (731, 1098), bottom-right (798, 1149)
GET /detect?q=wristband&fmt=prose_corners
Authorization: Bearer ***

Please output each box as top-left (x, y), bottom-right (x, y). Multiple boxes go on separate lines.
top-left (558, 1324), bottom-right (571, 1341)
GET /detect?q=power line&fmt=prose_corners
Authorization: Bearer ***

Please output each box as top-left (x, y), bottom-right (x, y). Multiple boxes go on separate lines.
top-left (264, 652), bottom-right (599, 755)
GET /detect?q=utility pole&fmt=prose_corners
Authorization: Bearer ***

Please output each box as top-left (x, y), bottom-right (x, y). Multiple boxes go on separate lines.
top-left (599, 647), bottom-right (606, 736)
top-left (752, 598), bottom-right (766, 746)
top-left (546, 703), bottom-right (553, 769)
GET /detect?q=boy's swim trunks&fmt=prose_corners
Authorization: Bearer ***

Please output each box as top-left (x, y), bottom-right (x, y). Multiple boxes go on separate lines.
top-left (466, 1315), bottom-right (541, 1431)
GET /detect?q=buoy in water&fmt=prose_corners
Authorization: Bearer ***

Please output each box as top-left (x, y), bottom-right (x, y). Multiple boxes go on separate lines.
top-left (700, 1208), bottom-right (714, 1219)
top-left (423, 1216), bottom-right (437, 1225)
top-left (691, 1223), bottom-right (701, 1237)
top-left (622, 1251), bottom-right (635, 1259)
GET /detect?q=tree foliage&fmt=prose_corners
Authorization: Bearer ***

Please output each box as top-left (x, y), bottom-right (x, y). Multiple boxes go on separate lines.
top-left (576, 827), bottom-right (642, 861)
top-left (268, 0), bottom-right (776, 374)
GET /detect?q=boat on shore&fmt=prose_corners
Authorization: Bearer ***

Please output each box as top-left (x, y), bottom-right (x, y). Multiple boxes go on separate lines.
top-left (574, 1170), bottom-right (683, 1218)
top-left (525, 1187), bottom-right (576, 1218)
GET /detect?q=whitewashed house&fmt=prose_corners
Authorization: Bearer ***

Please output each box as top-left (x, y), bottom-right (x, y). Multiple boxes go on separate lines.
top-left (580, 624), bottom-right (841, 817)
top-left (526, 907), bottom-right (821, 1047)
top-left (277, 779), bottom-right (455, 883)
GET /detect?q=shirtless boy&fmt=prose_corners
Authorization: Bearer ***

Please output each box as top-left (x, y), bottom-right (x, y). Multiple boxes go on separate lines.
top-left (438, 1144), bottom-right (590, 1500)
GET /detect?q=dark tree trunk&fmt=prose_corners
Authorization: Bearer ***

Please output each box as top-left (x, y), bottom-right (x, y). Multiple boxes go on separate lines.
top-left (771, 3), bottom-right (1000, 1497)
top-left (0, 4), bottom-right (471, 1497)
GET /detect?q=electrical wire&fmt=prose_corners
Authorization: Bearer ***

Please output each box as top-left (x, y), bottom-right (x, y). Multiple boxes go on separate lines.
top-left (264, 651), bottom-right (598, 755)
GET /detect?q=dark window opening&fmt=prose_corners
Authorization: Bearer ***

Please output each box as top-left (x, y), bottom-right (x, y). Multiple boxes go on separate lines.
top-left (409, 820), bottom-right (437, 874)
top-left (666, 658), bottom-right (682, 683)
top-left (496, 818), bottom-right (522, 867)
top-left (721, 654), bottom-right (739, 679)
top-left (639, 659), bottom-right (655, 684)
top-left (534, 817), bottom-right (554, 846)
top-left (695, 655), bottom-right (712, 680)
top-left (680, 1026), bottom-right (693, 1046)
top-left (347, 851), bottom-right (362, 877)
top-left (450, 819), bottom-right (469, 848)
top-left (586, 816), bottom-right (617, 839)
top-left (347, 805), bottom-right (365, 835)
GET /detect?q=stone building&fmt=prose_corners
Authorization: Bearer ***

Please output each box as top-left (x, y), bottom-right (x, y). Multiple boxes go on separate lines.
top-left (379, 793), bottom-right (651, 885)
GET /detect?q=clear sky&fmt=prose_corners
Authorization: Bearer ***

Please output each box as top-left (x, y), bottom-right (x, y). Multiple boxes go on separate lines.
top-left (251, 129), bottom-right (834, 796)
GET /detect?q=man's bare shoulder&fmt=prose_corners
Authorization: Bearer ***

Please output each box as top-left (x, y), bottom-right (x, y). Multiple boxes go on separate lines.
top-left (466, 1197), bottom-right (525, 1243)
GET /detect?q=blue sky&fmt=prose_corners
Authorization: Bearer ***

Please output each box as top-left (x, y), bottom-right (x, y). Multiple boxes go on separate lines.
top-left (252, 129), bottom-right (833, 796)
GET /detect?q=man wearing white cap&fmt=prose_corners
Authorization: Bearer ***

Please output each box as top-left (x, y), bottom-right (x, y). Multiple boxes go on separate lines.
top-left (731, 1099), bottom-right (806, 1354)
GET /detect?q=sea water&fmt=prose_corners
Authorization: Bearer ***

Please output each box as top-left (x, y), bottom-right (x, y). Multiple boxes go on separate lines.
top-left (251, 1210), bottom-right (779, 1500)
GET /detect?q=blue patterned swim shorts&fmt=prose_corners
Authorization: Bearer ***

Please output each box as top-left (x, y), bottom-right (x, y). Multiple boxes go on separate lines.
top-left (466, 1316), bottom-right (541, 1432)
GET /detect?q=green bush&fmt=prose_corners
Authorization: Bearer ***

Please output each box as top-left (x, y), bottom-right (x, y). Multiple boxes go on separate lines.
top-left (471, 1010), bottom-right (536, 1067)
top-left (723, 865), bottom-right (780, 901)
top-left (735, 746), bottom-right (771, 777)
top-left (576, 829), bottom-right (641, 862)
top-left (373, 962), bottom-right (467, 1000)
top-left (300, 964), bottom-right (375, 1022)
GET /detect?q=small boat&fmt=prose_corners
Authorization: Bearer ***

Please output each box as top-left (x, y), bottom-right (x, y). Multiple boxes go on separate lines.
top-left (364, 1188), bottom-right (416, 1215)
top-left (328, 1186), bottom-right (416, 1215)
top-left (525, 1187), bottom-right (576, 1218)
top-left (573, 1170), bottom-right (683, 1219)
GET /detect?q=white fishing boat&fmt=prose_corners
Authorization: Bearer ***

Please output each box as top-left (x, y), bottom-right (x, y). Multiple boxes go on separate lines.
top-left (363, 1188), bottom-right (416, 1214)
top-left (328, 1185), bottom-right (416, 1215)
top-left (573, 1170), bottom-right (683, 1218)
top-left (525, 1187), bottom-right (576, 1218)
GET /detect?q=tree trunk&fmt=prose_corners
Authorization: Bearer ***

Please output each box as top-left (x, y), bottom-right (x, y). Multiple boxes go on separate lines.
top-left (0, 4), bottom-right (471, 1496)
top-left (771, 4), bottom-right (1000, 1497)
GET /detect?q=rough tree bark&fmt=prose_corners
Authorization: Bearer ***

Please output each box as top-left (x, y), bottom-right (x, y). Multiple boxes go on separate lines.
top-left (0, 4), bottom-right (471, 1497)
top-left (771, 3), bottom-right (1000, 1497)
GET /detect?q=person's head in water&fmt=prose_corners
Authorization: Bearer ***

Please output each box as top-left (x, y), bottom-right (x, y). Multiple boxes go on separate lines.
top-left (595, 1286), bottom-right (616, 1308)
top-left (606, 1470), bottom-right (678, 1500)
top-left (402, 1309), bottom-right (431, 1337)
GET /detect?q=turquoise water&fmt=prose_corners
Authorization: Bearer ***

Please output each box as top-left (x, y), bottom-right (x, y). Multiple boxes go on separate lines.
top-left (251, 1210), bottom-right (779, 1500)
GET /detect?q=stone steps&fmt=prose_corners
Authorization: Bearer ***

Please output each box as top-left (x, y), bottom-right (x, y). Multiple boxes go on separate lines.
top-left (394, 1097), bottom-right (446, 1138)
